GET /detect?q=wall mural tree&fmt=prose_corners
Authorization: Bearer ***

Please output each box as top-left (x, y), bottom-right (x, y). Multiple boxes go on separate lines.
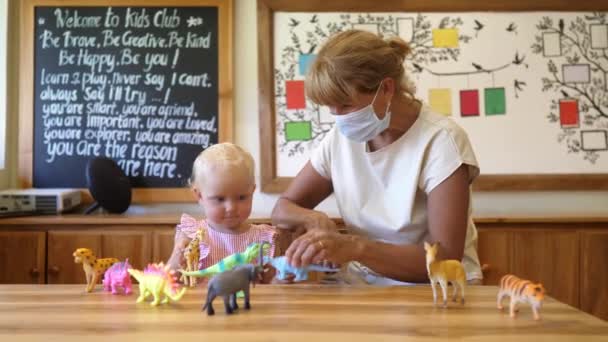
top-left (532, 12), bottom-right (608, 163)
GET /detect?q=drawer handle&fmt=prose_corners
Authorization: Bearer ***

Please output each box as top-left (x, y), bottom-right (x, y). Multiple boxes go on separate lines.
top-left (48, 266), bottom-right (60, 275)
top-left (29, 268), bottom-right (40, 277)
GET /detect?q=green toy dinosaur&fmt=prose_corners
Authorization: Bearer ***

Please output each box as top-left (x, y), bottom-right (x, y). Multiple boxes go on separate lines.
top-left (180, 242), bottom-right (271, 279)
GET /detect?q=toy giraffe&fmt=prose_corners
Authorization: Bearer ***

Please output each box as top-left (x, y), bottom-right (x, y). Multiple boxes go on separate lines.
top-left (424, 242), bottom-right (466, 308)
top-left (181, 229), bottom-right (205, 287)
top-left (72, 248), bottom-right (119, 293)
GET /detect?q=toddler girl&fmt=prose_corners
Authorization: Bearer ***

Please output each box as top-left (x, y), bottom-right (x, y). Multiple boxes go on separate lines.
top-left (166, 143), bottom-right (277, 279)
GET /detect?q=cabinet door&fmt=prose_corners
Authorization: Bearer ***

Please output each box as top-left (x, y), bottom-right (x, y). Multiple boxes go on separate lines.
top-left (101, 230), bottom-right (151, 271)
top-left (0, 231), bottom-right (46, 284)
top-left (580, 230), bottom-right (608, 321)
top-left (476, 229), bottom-right (512, 285)
top-left (47, 230), bottom-right (151, 284)
top-left (152, 229), bottom-right (175, 264)
top-left (512, 229), bottom-right (579, 308)
top-left (47, 231), bottom-right (102, 284)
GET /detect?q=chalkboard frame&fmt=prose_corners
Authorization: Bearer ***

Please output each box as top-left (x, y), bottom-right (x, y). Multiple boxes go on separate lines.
top-left (19, 0), bottom-right (233, 203)
top-left (258, 0), bottom-right (608, 193)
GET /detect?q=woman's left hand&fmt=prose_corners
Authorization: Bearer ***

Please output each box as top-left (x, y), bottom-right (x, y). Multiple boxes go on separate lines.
top-left (285, 229), bottom-right (362, 268)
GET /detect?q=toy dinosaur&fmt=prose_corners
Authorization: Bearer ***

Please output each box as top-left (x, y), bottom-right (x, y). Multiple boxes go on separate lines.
top-left (103, 259), bottom-right (133, 295)
top-left (181, 229), bottom-right (205, 287)
top-left (72, 248), bottom-right (119, 293)
top-left (202, 242), bottom-right (268, 315)
top-left (180, 241), bottom-right (271, 279)
top-left (424, 241), bottom-right (466, 307)
top-left (127, 262), bottom-right (187, 306)
top-left (262, 256), bottom-right (340, 281)
top-left (497, 274), bottom-right (545, 320)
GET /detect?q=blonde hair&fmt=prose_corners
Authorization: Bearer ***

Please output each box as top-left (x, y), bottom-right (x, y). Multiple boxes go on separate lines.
top-left (189, 143), bottom-right (255, 188)
top-left (305, 29), bottom-right (415, 106)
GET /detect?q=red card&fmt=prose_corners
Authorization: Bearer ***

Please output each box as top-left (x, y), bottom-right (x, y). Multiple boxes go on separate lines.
top-left (460, 90), bottom-right (479, 117)
top-left (559, 99), bottom-right (579, 128)
top-left (286, 80), bottom-right (306, 109)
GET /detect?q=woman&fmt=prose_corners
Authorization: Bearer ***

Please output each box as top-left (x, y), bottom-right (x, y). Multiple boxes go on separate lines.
top-left (271, 29), bottom-right (482, 285)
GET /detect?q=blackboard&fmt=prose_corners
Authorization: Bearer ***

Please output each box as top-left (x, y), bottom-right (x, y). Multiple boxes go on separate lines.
top-left (20, 0), bottom-right (233, 201)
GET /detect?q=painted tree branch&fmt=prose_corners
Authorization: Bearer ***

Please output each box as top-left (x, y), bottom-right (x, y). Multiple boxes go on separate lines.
top-left (551, 73), bottom-right (608, 118)
top-left (546, 27), bottom-right (606, 75)
top-left (417, 63), bottom-right (511, 77)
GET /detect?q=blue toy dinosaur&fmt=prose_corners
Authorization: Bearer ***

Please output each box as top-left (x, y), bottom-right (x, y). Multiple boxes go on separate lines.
top-left (263, 256), bottom-right (339, 281)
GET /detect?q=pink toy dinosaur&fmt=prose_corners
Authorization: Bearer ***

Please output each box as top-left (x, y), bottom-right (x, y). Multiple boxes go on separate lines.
top-left (103, 259), bottom-right (133, 295)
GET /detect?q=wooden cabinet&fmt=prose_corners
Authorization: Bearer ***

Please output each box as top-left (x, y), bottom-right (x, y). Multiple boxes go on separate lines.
top-left (477, 226), bottom-right (581, 309)
top-left (47, 229), bottom-right (151, 284)
top-left (0, 231), bottom-right (45, 284)
top-left (580, 230), bottom-right (608, 321)
top-left (0, 215), bottom-right (607, 321)
top-left (512, 229), bottom-right (579, 308)
top-left (153, 229), bottom-right (176, 263)
top-left (476, 229), bottom-right (512, 285)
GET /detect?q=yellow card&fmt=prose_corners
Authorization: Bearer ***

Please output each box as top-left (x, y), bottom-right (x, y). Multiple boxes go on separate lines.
top-left (432, 29), bottom-right (459, 48)
top-left (429, 88), bottom-right (452, 116)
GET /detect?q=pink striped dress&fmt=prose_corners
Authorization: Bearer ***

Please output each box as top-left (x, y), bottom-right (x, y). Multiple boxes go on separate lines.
top-left (175, 214), bottom-right (277, 270)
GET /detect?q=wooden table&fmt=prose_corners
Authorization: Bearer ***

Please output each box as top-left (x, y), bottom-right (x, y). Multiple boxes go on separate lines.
top-left (0, 285), bottom-right (606, 341)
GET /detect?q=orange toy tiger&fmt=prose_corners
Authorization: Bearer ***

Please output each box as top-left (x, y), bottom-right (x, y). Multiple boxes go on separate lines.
top-left (497, 274), bottom-right (546, 320)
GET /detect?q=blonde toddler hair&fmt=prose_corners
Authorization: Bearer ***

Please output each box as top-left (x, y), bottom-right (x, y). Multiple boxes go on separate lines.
top-left (305, 29), bottom-right (416, 106)
top-left (189, 143), bottom-right (255, 188)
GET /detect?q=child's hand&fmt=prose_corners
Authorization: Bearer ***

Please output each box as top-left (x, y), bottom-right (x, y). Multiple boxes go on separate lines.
top-left (167, 234), bottom-right (191, 271)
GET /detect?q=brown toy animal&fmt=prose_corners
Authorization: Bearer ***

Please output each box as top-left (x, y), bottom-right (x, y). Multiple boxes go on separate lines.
top-left (497, 274), bottom-right (546, 320)
top-left (73, 248), bottom-right (119, 292)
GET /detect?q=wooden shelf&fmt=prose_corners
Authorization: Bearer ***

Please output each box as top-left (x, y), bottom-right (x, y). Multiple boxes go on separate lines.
top-left (2, 214), bottom-right (608, 226)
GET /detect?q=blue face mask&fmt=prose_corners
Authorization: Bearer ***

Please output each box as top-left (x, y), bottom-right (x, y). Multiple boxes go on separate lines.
top-left (334, 81), bottom-right (392, 142)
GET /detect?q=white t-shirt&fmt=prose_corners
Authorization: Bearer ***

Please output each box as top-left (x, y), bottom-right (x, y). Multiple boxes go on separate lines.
top-left (310, 104), bottom-right (483, 282)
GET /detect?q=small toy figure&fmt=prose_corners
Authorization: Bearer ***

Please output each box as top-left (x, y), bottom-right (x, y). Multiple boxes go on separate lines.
top-left (202, 264), bottom-right (263, 315)
top-left (73, 248), bottom-right (119, 293)
top-left (497, 274), bottom-right (545, 320)
top-left (263, 255), bottom-right (339, 282)
top-left (127, 262), bottom-right (187, 306)
top-left (103, 259), bottom-right (133, 295)
top-left (181, 229), bottom-right (205, 287)
top-left (424, 241), bottom-right (466, 307)
top-left (180, 241), bottom-right (270, 279)
top-left (202, 241), bottom-right (266, 315)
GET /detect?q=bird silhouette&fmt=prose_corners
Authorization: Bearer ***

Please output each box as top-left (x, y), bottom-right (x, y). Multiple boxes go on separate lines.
top-left (289, 18), bottom-right (300, 27)
top-left (310, 15), bottom-right (318, 24)
top-left (585, 14), bottom-right (601, 21)
top-left (513, 52), bottom-right (528, 68)
top-left (473, 20), bottom-right (484, 37)
top-left (506, 22), bottom-right (517, 34)
top-left (514, 79), bottom-right (527, 98)
top-left (472, 62), bottom-right (484, 71)
top-left (412, 63), bottom-right (423, 73)
top-left (558, 19), bottom-right (565, 34)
